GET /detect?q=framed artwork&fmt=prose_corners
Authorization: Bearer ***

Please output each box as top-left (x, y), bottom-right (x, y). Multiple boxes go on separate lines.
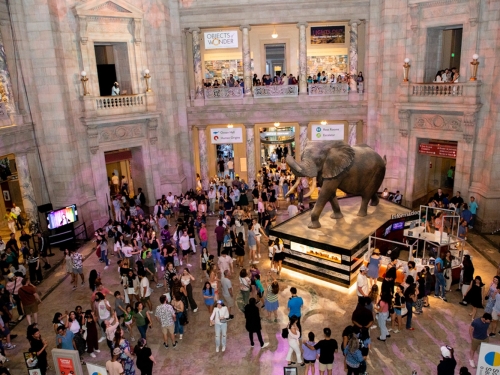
top-left (311, 26), bottom-right (345, 44)
top-left (2, 190), bottom-right (10, 201)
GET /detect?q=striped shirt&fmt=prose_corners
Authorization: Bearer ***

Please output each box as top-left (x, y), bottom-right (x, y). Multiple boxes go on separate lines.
top-left (266, 285), bottom-right (278, 302)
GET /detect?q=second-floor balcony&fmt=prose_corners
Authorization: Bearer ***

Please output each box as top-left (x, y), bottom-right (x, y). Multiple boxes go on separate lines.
top-left (398, 81), bottom-right (481, 108)
top-left (82, 92), bottom-right (156, 118)
top-left (253, 84), bottom-right (298, 98)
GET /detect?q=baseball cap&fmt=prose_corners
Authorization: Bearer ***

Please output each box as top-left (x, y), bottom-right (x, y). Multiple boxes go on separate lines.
top-left (440, 346), bottom-right (451, 358)
top-left (7, 273), bottom-right (14, 279)
top-left (360, 265), bottom-right (367, 271)
top-left (113, 348), bottom-right (122, 356)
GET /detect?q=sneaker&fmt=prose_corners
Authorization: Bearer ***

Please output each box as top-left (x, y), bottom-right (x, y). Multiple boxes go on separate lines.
top-left (442, 298), bottom-right (448, 302)
top-left (72, 286), bottom-right (77, 291)
top-left (94, 350), bottom-right (100, 353)
top-left (179, 334), bottom-right (183, 340)
top-left (163, 343), bottom-right (169, 349)
top-left (98, 337), bottom-right (106, 343)
top-left (222, 346), bottom-right (226, 352)
top-left (5, 344), bottom-right (15, 350)
top-left (17, 315), bottom-right (24, 321)
top-left (388, 328), bottom-right (393, 332)
top-left (193, 308), bottom-right (198, 313)
top-left (216, 346), bottom-right (219, 353)
top-left (252, 260), bottom-right (260, 264)
top-left (459, 301), bottom-right (468, 306)
top-left (10, 334), bottom-right (17, 339)
top-left (470, 359), bottom-right (476, 368)
top-left (104, 266), bottom-right (108, 270)
top-left (187, 264), bottom-right (192, 267)
top-left (261, 342), bottom-right (269, 349)
top-left (386, 334), bottom-right (391, 338)
top-left (173, 341), bottom-right (178, 348)
top-left (433, 294), bottom-right (439, 298)
top-left (393, 329), bottom-right (400, 333)
top-left (370, 325), bottom-right (377, 329)
top-left (90, 353), bottom-right (96, 358)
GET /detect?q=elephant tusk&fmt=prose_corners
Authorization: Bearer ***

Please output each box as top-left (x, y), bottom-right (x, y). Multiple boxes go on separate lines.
top-left (286, 178), bottom-right (300, 197)
top-left (303, 177), bottom-right (317, 198)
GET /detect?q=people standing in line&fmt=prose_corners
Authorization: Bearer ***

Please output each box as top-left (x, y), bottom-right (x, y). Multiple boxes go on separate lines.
top-left (244, 297), bottom-right (269, 349)
top-left (210, 300), bottom-right (230, 353)
top-left (286, 316), bottom-right (304, 366)
top-left (469, 313), bottom-right (492, 368)
top-left (303, 327), bottom-right (338, 375)
top-left (374, 293), bottom-right (392, 341)
top-left (356, 265), bottom-right (369, 304)
top-left (288, 287), bottom-right (304, 336)
top-left (437, 345), bottom-right (457, 375)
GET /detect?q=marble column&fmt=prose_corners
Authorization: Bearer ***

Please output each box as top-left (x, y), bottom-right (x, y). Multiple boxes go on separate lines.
top-left (245, 124), bottom-right (256, 185)
top-left (348, 20), bottom-right (360, 93)
top-left (348, 121), bottom-right (358, 145)
top-left (240, 25), bottom-right (252, 97)
top-left (15, 153), bottom-right (39, 228)
top-left (0, 27), bottom-right (15, 115)
top-left (299, 122), bottom-right (309, 158)
top-left (197, 127), bottom-right (209, 190)
top-left (297, 22), bottom-right (308, 95)
top-left (189, 28), bottom-right (203, 99)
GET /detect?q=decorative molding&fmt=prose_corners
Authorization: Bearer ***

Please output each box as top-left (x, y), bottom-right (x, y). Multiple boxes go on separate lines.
top-left (87, 21), bottom-right (130, 33)
top-left (413, 114), bottom-right (462, 131)
top-left (462, 112), bottom-right (476, 143)
top-left (409, 4), bottom-right (419, 32)
top-left (413, 0), bottom-right (468, 9)
top-left (398, 109), bottom-right (410, 137)
top-left (133, 18), bottom-right (142, 45)
top-left (147, 118), bottom-right (158, 146)
top-left (90, 146), bottom-right (99, 154)
top-left (99, 124), bottom-right (144, 142)
top-left (463, 134), bottom-right (473, 143)
top-left (78, 16), bottom-right (88, 45)
top-left (469, 0), bottom-right (480, 26)
top-left (90, 1), bottom-right (131, 12)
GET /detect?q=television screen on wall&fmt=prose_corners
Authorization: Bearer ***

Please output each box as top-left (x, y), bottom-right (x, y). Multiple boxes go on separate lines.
top-left (383, 225), bottom-right (392, 237)
top-left (392, 221), bottom-right (405, 231)
top-left (47, 204), bottom-right (78, 230)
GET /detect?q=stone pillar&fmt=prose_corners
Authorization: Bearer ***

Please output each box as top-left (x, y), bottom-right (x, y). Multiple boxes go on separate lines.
top-left (348, 121), bottom-right (358, 146)
top-left (15, 152), bottom-right (39, 228)
top-left (197, 127), bottom-right (209, 191)
top-left (348, 20), bottom-right (360, 92)
top-left (0, 27), bottom-right (15, 115)
top-left (297, 22), bottom-right (308, 95)
top-left (240, 25), bottom-right (252, 97)
top-left (299, 122), bottom-right (309, 159)
top-left (189, 28), bottom-right (203, 99)
top-left (245, 124), bottom-right (256, 185)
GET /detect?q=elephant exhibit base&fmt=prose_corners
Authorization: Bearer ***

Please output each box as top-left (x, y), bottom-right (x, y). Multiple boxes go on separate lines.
top-left (269, 196), bottom-right (411, 288)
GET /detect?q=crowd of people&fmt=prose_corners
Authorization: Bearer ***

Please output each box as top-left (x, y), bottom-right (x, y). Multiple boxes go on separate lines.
top-left (434, 68), bottom-right (460, 83)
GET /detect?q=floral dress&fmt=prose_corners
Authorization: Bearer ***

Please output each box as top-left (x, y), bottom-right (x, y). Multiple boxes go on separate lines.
top-left (116, 339), bottom-right (135, 375)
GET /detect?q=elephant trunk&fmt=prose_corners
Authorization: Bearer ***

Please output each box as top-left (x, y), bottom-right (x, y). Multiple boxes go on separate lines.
top-left (286, 155), bottom-right (318, 178)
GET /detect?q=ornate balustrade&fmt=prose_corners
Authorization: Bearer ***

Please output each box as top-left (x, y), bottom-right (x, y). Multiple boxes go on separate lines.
top-left (204, 86), bottom-right (243, 100)
top-left (411, 83), bottom-right (464, 96)
top-left (308, 83), bottom-right (349, 96)
top-left (253, 85), bottom-right (298, 98)
top-left (398, 81), bottom-right (481, 107)
top-left (82, 93), bottom-right (156, 118)
top-left (96, 94), bottom-right (146, 109)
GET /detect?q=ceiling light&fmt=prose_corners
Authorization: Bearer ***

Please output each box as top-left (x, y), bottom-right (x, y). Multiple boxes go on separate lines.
top-left (272, 26), bottom-right (278, 39)
top-left (321, 120), bottom-right (327, 125)
top-left (227, 124), bottom-right (233, 128)
top-left (274, 122), bottom-right (280, 127)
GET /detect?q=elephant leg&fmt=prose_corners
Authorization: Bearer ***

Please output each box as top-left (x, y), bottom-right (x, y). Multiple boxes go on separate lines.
top-left (308, 193), bottom-right (330, 229)
top-left (329, 196), bottom-right (343, 219)
top-left (357, 194), bottom-right (371, 217)
top-left (369, 193), bottom-right (380, 207)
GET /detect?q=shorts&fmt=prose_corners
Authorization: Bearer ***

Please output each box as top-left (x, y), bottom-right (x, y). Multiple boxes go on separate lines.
top-left (223, 295), bottom-right (235, 308)
top-left (493, 310), bottom-right (500, 320)
top-left (319, 362), bottom-right (333, 371)
top-left (141, 296), bottom-right (150, 303)
top-left (161, 325), bottom-right (175, 335)
top-left (249, 245), bottom-right (257, 251)
top-left (125, 320), bottom-right (133, 326)
top-left (73, 267), bottom-right (83, 275)
top-left (24, 303), bottom-right (39, 315)
top-left (395, 308), bottom-right (402, 316)
top-left (202, 263), bottom-right (207, 271)
top-left (182, 249), bottom-right (190, 256)
top-left (472, 337), bottom-right (488, 351)
top-left (304, 359), bottom-right (316, 364)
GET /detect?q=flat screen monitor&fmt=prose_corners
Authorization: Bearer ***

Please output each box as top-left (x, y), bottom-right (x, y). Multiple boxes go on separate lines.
top-left (392, 221), bottom-right (405, 231)
top-left (383, 225), bottom-right (392, 237)
top-left (47, 204), bottom-right (78, 230)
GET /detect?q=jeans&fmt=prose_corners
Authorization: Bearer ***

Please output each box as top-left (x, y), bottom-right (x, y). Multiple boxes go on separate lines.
top-left (215, 322), bottom-right (227, 348)
top-left (249, 330), bottom-right (264, 346)
top-left (137, 324), bottom-right (147, 339)
top-left (101, 250), bottom-right (109, 266)
top-left (283, 185), bottom-right (289, 197)
top-left (377, 311), bottom-right (389, 339)
top-left (152, 249), bottom-right (160, 266)
top-left (406, 301), bottom-right (414, 329)
top-left (200, 241), bottom-right (207, 249)
top-left (435, 272), bottom-right (446, 298)
top-left (174, 312), bottom-right (184, 334)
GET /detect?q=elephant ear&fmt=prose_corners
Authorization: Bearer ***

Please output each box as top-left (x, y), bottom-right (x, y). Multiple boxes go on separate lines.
top-left (322, 143), bottom-right (355, 179)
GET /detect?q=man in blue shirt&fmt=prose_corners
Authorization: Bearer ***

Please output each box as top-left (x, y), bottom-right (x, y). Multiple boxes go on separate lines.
top-left (56, 325), bottom-right (76, 350)
top-left (434, 255), bottom-right (447, 301)
top-left (288, 287), bottom-right (304, 336)
top-left (469, 196), bottom-right (478, 228)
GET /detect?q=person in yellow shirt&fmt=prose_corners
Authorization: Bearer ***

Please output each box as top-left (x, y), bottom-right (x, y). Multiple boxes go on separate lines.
top-left (4, 209), bottom-right (16, 234)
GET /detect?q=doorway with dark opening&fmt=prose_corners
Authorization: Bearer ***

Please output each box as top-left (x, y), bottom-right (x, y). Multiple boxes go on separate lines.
top-left (259, 126), bottom-right (295, 168)
top-left (216, 144), bottom-right (234, 179)
top-left (265, 44), bottom-right (286, 80)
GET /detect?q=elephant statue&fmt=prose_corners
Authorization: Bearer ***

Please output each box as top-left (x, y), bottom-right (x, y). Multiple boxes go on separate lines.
top-left (286, 140), bottom-right (386, 229)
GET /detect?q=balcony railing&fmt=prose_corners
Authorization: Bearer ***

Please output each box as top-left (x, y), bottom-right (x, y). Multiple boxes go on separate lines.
top-left (253, 85), bottom-right (298, 98)
top-left (82, 93), bottom-right (156, 118)
top-left (308, 83), bottom-right (349, 96)
top-left (204, 86), bottom-right (243, 100)
top-left (411, 83), bottom-right (464, 96)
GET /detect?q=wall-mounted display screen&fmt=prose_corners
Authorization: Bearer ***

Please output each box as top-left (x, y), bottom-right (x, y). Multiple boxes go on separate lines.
top-left (47, 204), bottom-right (78, 230)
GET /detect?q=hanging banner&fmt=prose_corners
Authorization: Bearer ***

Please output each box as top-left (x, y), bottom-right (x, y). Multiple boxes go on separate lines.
top-left (204, 31), bottom-right (238, 49)
top-left (477, 342), bottom-right (500, 375)
top-left (311, 26), bottom-right (345, 44)
top-left (312, 124), bottom-right (344, 141)
top-left (210, 127), bottom-right (243, 144)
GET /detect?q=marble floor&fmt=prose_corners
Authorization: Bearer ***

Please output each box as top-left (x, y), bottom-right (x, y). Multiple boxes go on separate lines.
top-left (4, 208), bottom-right (497, 375)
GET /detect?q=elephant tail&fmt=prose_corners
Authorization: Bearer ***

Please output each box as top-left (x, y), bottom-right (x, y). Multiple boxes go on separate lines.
top-left (383, 155), bottom-right (387, 165)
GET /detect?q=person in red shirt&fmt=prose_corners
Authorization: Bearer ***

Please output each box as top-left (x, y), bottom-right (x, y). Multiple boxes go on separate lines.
top-left (214, 221), bottom-right (225, 257)
top-left (18, 278), bottom-right (42, 325)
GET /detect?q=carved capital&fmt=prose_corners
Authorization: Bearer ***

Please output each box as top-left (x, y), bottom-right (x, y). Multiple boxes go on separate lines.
top-left (90, 146), bottom-right (99, 154)
top-left (409, 4), bottom-right (419, 32)
top-left (463, 134), bottom-right (473, 143)
top-left (399, 129), bottom-right (409, 137)
top-left (149, 137), bottom-right (158, 145)
top-left (239, 25), bottom-right (251, 32)
top-left (398, 109), bottom-right (410, 121)
top-left (348, 20), bottom-right (361, 27)
top-left (296, 22), bottom-right (308, 29)
top-left (147, 118), bottom-right (158, 130)
top-left (189, 27), bottom-right (201, 34)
